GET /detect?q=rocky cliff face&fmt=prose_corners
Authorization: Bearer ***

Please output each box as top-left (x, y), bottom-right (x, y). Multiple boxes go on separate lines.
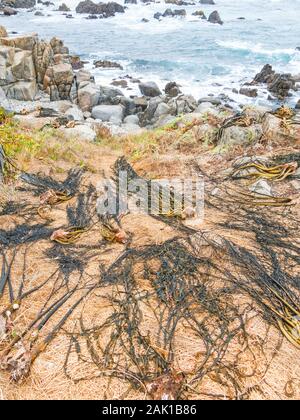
top-left (0, 33), bottom-right (74, 101)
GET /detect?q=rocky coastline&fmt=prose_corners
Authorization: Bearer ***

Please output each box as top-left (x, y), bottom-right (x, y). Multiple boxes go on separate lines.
top-left (0, 25), bottom-right (299, 143)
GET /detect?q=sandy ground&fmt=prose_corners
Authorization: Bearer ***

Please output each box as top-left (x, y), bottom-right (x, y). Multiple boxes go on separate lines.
top-left (0, 127), bottom-right (300, 400)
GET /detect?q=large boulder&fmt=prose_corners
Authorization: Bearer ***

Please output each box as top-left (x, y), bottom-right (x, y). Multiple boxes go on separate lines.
top-left (219, 125), bottom-right (263, 147)
top-left (75, 0), bottom-right (125, 17)
top-left (91, 104), bottom-right (125, 124)
top-left (208, 10), bottom-right (223, 25)
top-left (77, 82), bottom-right (100, 112)
top-left (4, 80), bottom-right (38, 101)
top-left (59, 124), bottom-right (97, 141)
top-left (139, 81), bottom-right (161, 97)
top-left (251, 64), bottom-right (296, 99)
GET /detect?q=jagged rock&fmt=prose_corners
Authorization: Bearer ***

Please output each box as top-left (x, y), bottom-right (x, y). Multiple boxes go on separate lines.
top-left (251, 64), bottom-right (275, 84)
top-left (91, 104), bottom-right (124, 124)
top-left (139, 97), bottom-right (163, 125)
top-left (75, 0), bottom-right (125, 17)
top-left (167, 94), bottom-right (197, 115)
top-left (0, 26), bottom-right (8, 37)
top-left (139, 81), bottom-right (161, 97)
top-left (268, 73), bottom-right (296, 100)
top-left (58, 3), bottom-right (70, 11)
top-left (239, 87), bottom-right (258, 97)
top-left (251, 64), bottom-right (295, 99)
top-left (86, 14), bottom-right (98, 19)
top-left (208, 10), bottom-right (223, 25)
top-left (93, 59), bottom-right (123, 70)
top-left (164, 81), bottom-right (181, 97)
top-left (77, 82), bottom-right (100, 112)
top-left (34, 11), bottom-right (44, 16)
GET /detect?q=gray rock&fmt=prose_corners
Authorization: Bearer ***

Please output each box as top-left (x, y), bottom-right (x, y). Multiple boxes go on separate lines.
top-left (164, 81), bottom-right (181, 97)
top-left (250, 180), bottom-right (273, 197)
top-left (154, 12), bottom-right (162, 20)
top-left (295, 100), bottom-right (300, 110)
top-left (58, 3), bottom-right (70, 11)
top-left (198, 96), bottom-right (222, 106)
top-left (139, 81), bottom-right (162, 97)
top-left (3, 7), bottom-right (17, 15)
top-left (196, 102), bottom-right (217, 114)
top-left (91, 104), bottom-right (124, 124)
top-left (208, 10), bottom-right (223, 25)
top-left (219, 125), bottom-right (263, 147)
top-left (239, 87), bottom-right (258, 97)
top-left (141, 97), bottom-right (163, 125)
top-left (124, 114), bottom-right (139, 125)
top-left (98, 85), bottom-right (124, 104)
top-left (65, 106), bottom-right (84, 121)
top-left (78, 82), bottom-right (100, 112)
top-left (4, 80), bottom-right (37, 101)
top-left (59, 124), bottom-right (97, 141)
top-left (154, 102), bottom-right (171, 118)
top-left (2, 0), bottom-right (35, 7)
top-left (75, 0), bottom-right (125, 17)
top-left (200, 0), bottom-right (214, 3)
top-left (168, 94), bottom-right (197, 115)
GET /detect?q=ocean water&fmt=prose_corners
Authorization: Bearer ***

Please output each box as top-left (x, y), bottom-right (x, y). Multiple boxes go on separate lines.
top-left (1, 0), bottom-right (300, 106)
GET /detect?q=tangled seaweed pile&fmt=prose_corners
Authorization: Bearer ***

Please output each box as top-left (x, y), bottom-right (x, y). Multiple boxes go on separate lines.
top-left (0, 111), bottom-right (300, 399)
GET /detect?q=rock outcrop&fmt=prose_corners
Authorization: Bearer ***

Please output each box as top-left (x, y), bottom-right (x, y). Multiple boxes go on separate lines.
top-left (251, 64), bottom-right (297, 100)
top-left (0, 33), bottom-right (75, 101)
top-left (75, 1), bottom-right (125, 17)
top-left (208, 10), bottom-right (223, 25)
